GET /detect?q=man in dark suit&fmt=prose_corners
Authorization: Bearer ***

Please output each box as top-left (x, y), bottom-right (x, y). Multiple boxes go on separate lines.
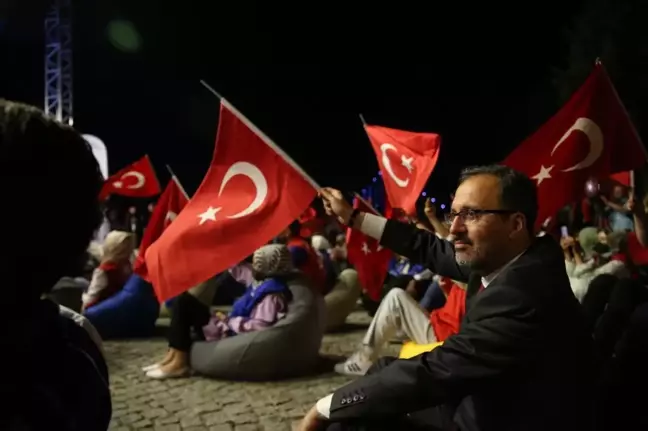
top-left (298, 165), bottom-right (596, 431)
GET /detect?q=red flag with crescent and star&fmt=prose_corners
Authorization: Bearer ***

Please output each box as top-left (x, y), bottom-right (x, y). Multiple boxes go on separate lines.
top-left (133, 175), bottom-right (190, 281)
top-left (98, 155), bottom-right (161, 200)
top-left (503, 62), bottom-right (646, 230)
top-left (346, 194), bottom-right (393, 301)
top-left (364, 124), bottom-right (441, 216)
top-left (144, 100), bottom-right (318, 302)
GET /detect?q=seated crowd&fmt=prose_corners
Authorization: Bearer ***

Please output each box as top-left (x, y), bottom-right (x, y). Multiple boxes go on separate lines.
top-left (7, 98), bottom-right (648, 430)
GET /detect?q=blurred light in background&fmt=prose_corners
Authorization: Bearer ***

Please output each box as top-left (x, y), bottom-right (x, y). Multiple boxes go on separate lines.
top-left (107, 19), bottom-right (142, 53)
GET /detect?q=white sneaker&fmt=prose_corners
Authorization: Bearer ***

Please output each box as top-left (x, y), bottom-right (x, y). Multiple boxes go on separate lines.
top-left (334, 353), bottom-right (373, 376)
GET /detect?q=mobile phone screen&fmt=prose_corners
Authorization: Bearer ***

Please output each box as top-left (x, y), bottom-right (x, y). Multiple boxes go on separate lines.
top-left (560, 226), bottom-right (569, 238)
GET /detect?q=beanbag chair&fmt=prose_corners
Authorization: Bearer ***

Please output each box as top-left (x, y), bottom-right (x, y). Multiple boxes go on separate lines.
top-left (324, 268), bottom-right (362, 331)
top-left (49, 277), bottom-right (88, 313)
top-left (84, 274), bottom-right (159, 339)
top-left (399, 341), bottom-right (443, 359)
top-left (190, 275), bottom-right (326, 380)
top-left (59, 304), bottom-right (104, 354)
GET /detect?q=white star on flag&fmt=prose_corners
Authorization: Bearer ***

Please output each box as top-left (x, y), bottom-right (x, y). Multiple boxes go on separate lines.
top-left (532, 165), bottom-right (553, 185)
top-left (361, 242), bottom-right (371, 254)
top-left (198, 206), bottom-right (222, 225)
top-left (401, 155), bottom-right (414, 173)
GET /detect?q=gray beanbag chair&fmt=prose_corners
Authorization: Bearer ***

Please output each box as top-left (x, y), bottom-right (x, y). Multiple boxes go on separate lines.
top-left (190, 275), bottom-right (326, 380)
top-left (324, 268), bottom-right (362, 332)
top-left (48, 277), bottom-right (88, 313)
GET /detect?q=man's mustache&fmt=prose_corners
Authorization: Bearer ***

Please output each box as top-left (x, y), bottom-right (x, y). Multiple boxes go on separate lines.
top-left (448, 235), bottom-right (472, 246)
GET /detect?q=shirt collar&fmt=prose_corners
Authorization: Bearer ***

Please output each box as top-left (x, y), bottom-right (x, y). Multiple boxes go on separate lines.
top-left (481, 250), bottom-right (525, 288)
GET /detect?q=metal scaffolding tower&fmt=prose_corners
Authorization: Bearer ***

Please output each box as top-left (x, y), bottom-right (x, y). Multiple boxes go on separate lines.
top-left (44, 0), bottom-right (73, 125)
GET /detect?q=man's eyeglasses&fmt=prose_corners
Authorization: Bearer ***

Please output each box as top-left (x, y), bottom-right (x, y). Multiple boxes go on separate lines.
top-left (444, 209), bottom-right (517, 225)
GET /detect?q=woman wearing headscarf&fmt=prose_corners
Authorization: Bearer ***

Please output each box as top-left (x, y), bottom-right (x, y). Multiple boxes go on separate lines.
top-left (82, 230), bottom-right (135, 311)
top-left (143, 244), bottom-right (295, 379)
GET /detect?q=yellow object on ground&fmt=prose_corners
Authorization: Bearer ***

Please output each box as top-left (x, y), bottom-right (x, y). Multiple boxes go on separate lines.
top-left (398, 341), bottom-right (443, 359)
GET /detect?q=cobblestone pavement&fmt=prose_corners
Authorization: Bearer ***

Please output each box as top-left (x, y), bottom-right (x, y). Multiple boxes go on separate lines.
top-left (107, 311), bottom-right (400, 431)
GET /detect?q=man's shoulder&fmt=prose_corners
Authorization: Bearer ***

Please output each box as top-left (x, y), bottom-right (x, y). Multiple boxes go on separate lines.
top-left (502, 236), bottom-right (568, 287)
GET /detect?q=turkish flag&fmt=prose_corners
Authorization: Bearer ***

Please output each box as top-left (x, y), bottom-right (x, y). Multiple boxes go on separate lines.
top-left (609, 171), bottom-right (632, 187)
top-left (346, 195), bottom-right (393, 301)
top-left (98, 155), bottom-right (161, 200)
top-left (364, 125), bottom-right (441, 215)
top-left (133, 175), bottom-right (190, 281)
top-left (503, 63), bottom-right (646, 230)
top-left (145, 100), bottom-right (318, 301)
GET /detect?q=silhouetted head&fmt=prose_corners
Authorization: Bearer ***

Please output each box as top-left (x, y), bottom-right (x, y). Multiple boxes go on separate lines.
top-left (0, 100), bottom-right (103, 304)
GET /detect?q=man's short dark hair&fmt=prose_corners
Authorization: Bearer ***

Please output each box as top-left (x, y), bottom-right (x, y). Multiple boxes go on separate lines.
top-left (458, 165), bottom-right (538, 235)
top-left (0, 100), bottom-right (103, 302)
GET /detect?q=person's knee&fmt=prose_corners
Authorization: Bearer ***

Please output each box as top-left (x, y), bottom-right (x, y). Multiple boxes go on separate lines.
top-left (385, 287), bottom-right (408, 303)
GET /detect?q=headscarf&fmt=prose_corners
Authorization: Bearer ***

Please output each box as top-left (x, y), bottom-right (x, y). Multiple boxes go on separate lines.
top-left (311, 235), bottom-right (331, 251)
top-left (252, 244), bottom-right (294, 279)
top-left (101, 231), bottom-right (135, 264)
top-left (578, 227), bottom-right (599, 259)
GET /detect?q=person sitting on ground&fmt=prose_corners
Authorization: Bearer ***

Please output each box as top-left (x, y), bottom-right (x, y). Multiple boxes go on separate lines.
top-left (82, 230), bottom-right (135, 311)
top-left (143, 244), bottom-right (295, 379)
top-left (299, 165), bottom-right (595, 431)
top-left (1, 100), bottom-right (111, 430)
top-left (277, 220), bottom-right (327, 293)
top-left (334, 274), bottom-right (467, 376)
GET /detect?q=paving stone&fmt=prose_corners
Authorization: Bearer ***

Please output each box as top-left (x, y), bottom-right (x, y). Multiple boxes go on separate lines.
top-left (180, 415), bottom-right (203, 428)
top-left (104, 310), bottom-right (379, 430)
top-left (121, 413), bottom-right (144, 425)
top-left (132, 418), bottom-right (153, 428)
top-left (154, 425), bottom-right (181, 431)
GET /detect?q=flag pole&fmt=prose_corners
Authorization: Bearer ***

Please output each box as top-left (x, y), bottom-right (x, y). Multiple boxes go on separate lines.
top-left (199, 80), bottom-right (224, 100)
top-left (353, 192), bottom-right (380, 216)
top-left (165, 164), bottom-right (190, 200)
top-left (199, 79), bottom-right (321, 190)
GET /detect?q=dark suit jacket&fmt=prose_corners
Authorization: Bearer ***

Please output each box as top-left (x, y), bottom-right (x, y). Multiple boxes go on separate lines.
top-left (329, 220), bottom-right (597, 431)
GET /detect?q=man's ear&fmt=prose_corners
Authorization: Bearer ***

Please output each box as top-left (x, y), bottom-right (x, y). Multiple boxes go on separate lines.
top-left (510, 213), bottom-right (526, 237)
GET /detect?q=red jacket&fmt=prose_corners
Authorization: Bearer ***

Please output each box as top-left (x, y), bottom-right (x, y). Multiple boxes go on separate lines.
top-left (287, 237), bottom-right (326, 293)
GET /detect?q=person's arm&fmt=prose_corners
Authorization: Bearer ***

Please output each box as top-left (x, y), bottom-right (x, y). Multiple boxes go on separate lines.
top-left (602, 197), bottom-right (629, 213)
top-left (81, 268), bottom-right (109, 311)
top-left (351, 212), bottom-right (469, 282)
top-left (319, 286), bottom-right (540, 420)
top-left (227, 294), bottom-right (287, 333)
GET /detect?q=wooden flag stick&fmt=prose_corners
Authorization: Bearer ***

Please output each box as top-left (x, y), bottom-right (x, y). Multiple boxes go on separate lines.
top-left (199, 80), bottom-right (224, 100)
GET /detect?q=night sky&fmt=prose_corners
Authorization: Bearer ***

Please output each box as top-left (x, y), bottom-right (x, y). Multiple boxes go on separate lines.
top-left (0, 0), bottom-right (584, 207)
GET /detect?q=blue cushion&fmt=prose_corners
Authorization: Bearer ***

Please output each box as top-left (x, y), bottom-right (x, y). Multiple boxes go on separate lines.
top-left (84, 274), bottom-right (159, 339)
